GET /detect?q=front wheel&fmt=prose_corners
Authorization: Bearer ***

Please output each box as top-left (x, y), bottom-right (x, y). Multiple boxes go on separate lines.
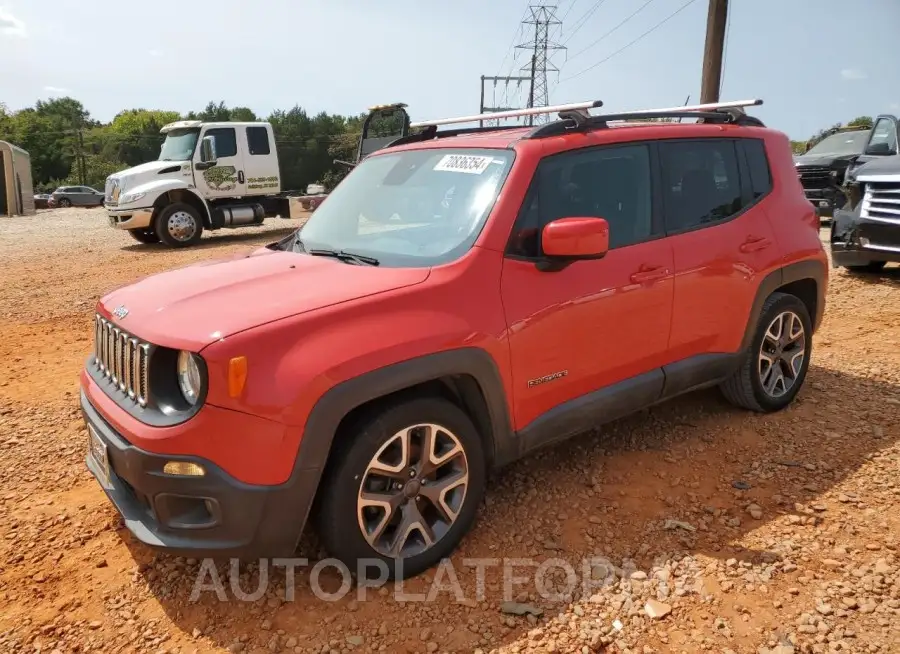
top-left (127, 228), bottom-right (160, 244)
top-left (155, 203), bottom-right (203, 247)
top-left (720, 292), bottom-right (813, 412)
top-left (58, 198), bottom-right (72, 208)
top-left (316, 397), bottom-right (486, 580)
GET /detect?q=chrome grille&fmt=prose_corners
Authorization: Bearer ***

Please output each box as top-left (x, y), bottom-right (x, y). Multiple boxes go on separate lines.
top-left (861, 182), bottom-right (900, 225)
top-left (93, 314), bottom-right (150, 406)
top-left (796, 166), bottom-right (832, 190)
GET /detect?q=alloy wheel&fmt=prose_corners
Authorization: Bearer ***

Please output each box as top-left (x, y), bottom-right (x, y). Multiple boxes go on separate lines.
top-left (758, 310), bottom-right (806, 398)
top-left (167, 211), bottom-right (198, 242)
top-left (357, 423), bottom-right (469, 559)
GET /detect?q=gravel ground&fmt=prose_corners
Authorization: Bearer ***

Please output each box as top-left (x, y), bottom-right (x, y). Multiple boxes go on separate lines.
top-left (0, 208), bottom-right (898, 654)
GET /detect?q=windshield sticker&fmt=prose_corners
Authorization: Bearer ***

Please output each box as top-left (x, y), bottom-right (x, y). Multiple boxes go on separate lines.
top-left (434, 154), bottom-right (494, 175)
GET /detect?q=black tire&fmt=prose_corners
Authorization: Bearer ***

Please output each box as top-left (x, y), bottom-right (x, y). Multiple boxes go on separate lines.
top-left (315, 396), bottom-right (487, 581)
top-left (59, 198), bottom-right (72, 208)
top-left (127, 228), bottom-right (160, 244)
top-left (720, 292), bottom-right (813, 413)
top-left (155, 203), bottom-right (203, 248)
top-left (844, 261), bottom-right (886, 273)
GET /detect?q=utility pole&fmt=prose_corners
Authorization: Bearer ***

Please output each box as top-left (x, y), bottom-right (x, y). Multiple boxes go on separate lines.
top-left (700, 0), bottom-right (728, 104)
top-left (516, 5), bottom-right (566, 125)
top-left (77, 128), bottom-right (87, 186)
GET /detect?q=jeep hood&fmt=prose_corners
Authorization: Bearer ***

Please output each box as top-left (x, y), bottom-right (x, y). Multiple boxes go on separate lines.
top-left (98, 249), bottom-right (430, 351)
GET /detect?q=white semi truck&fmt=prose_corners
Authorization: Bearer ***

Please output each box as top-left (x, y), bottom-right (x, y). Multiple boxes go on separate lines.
top-left (103, 104), bottom-right (412, 247)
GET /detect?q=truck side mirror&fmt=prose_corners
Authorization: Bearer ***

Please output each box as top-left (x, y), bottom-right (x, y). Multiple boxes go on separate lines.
top-left (200, 136), bottom-right (217, 163)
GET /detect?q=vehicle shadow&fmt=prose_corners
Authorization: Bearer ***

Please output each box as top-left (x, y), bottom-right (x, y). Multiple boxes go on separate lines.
top-left (120, 362), bottom-right (899, 652)
top-left (839, 263), bottom-right (900, 288)
top-left (117, 226), bottom-right (299, 254)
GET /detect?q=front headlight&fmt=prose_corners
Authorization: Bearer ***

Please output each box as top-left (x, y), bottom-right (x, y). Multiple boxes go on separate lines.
top-left (176, 351), bottom-right (203, 406)
top-left (119, 191), bottom-right (145, 204)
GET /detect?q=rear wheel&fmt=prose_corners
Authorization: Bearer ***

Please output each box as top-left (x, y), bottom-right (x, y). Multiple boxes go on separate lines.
top-left (59, 198), bottom-right (72, 208)
top-left (316, 397), bottom-right (486, 580)
top-left (720, 292), bottom-right (812, 412)
top-left (155, 203), bottom-right (203, 247)
top-left (844, 261), bottom-right (886, 273)
top-left (127, 228), bottom-right (160, 244)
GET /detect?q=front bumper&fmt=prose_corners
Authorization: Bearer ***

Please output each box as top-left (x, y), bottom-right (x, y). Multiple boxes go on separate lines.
top-left (830, 209), bottom-right (900, 267)
top-left (81, 389), bottom-right (317, 558)
top-left (107, 207), bottom-right (153, 230)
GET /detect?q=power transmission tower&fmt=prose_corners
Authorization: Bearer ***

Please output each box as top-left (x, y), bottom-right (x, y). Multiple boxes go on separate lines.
top-left (515, 5), bottom-right (566, 125)
top-left (479, 75), bottom-right (533, 127)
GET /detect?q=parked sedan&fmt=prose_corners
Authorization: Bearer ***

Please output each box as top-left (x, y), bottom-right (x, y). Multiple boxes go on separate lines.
top-left (50, 186), bottom-right (105, 208)
top-left (34, 193), bottom-right (52, 209)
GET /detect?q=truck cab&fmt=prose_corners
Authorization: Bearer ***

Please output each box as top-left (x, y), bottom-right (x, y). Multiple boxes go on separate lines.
top-left (793, 125), bottom-right (870, 219)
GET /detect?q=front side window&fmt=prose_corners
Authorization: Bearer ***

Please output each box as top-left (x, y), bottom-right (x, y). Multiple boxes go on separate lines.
top-left (660, 140), bottom-right (744, 232)
top-left (204, 128), bottom-right (238, 158)
top-left (507, 143), bottom-right (653, 257)
top-left (867, 118), bottom-right (898, 155)
top-left (159, 128), bottom-right (200, 161)
top-left (296, 148), bottom-right (515, 267)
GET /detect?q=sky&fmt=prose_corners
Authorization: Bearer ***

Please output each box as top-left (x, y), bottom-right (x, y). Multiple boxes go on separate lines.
top-left (1, 0), bottom-right (898, 140)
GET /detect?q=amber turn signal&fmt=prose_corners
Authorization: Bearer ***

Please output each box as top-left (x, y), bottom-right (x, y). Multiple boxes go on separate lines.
top-left (228, 356), bottom-right (248, 398)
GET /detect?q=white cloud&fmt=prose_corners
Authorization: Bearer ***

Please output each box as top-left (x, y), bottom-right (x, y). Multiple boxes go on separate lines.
top-left (0, 8), bottom-right (27, 37)
top-left (148, 49), bottom-right (162, 57)
top-left (840, 68), bottom-right (867, 81)
top-left (44, 85), bottom-right (72, 95)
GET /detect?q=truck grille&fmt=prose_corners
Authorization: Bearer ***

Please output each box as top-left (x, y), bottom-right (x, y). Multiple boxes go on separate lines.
top-left (861, 182), bottom-right (900, 225)
top-left (796, 166), bottom-right (832, 190)
top-left (93, 314), bottom-right (150, 406)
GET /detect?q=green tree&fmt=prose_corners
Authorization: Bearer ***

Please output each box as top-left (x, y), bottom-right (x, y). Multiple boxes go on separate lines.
top-left (846, 116), bottom-right (873, 129)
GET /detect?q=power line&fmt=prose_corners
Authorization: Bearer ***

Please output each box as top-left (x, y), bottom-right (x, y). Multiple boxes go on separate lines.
top-left (560, 0), bottom-right (579, 24)
top-left (561, 0), bottom-right (608, 46)
top-left (496, 1), bottom-right (533, 77)
top-left (568, 0), bottom-right (659, 61)
top-left (560, 0), bottom-right (699, 82)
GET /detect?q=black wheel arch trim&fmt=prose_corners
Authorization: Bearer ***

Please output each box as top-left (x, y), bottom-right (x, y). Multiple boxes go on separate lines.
top-left (284, 347), bottom-right (516, 552)
top-left (739, 260), bottom-right (827, 351)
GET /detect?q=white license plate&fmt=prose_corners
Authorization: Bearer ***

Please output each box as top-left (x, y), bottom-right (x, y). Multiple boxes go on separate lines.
top-left (87, 424), bottom-right (110, 487)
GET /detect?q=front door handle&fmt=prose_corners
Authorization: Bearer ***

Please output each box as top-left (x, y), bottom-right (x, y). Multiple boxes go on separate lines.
top-left (238, 170), bottom-right (245, 184)
top-left (740, 235), bottom-right (773, 253)
top-left (630, 265), bottom-right (669, 284)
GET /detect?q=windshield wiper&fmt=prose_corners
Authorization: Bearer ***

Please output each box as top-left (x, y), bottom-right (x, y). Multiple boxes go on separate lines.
top-left (308, 248), bottom-right (380, 266)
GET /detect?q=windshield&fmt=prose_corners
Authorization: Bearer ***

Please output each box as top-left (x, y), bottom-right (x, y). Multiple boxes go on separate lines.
top-left (159, 128), bottom-right (200, 161)
top-left (805, 130), bottom-right (870, 156)
top-left (296, 148), bottom-right (515, 267)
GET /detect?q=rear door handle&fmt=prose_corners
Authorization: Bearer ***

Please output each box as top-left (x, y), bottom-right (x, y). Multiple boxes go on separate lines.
top-left (238, 170), bottom-right (245, 184)
top-left (630, 266), bottom-right (669, 284)
top-left (740, 235), bottom-right (773, 253)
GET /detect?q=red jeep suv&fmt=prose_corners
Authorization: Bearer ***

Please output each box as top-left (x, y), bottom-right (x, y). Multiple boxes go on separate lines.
top-left (81, 99), bottom-right (827, 579)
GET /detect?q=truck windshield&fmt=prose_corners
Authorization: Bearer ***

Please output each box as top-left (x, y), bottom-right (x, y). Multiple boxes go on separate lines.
top-left (805, 130), bottom-right (870, 157)
top-left (159, 128), bottom-right (200, 161)
top-left (296, 148), bottom-right (515, 267)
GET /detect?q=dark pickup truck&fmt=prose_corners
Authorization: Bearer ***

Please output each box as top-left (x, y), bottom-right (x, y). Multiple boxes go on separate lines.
top-left (830, 154), bottom-right (900, 273)
top-left (796, 114), bottom-right (899, 220)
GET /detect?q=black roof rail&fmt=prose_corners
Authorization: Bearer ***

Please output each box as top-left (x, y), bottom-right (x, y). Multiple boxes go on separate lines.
top-left (524, 99), bottom-right (765, 140)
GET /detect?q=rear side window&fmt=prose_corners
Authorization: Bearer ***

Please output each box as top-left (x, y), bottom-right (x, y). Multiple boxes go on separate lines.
top-left (507, 143), bottom-right (653, 257)
top-left (659, 140), bottom-right (744, 232)
top-left (741, 139), bottom-right (772, 199)
top-left (246, 126), bottom-right (271, 155)
top-left (205, 128), bottom-right (237, 158)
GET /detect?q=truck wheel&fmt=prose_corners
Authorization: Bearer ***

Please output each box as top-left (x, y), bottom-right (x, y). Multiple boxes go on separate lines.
top-left (720, 292), bottom-right (812, 413)
top-left (316, 397), bottom-right (486, 581)
top-left (844, 261), bottom-right (886, 273)
top-left (127, 228), bottom-right (160, 244)
top-left (155, 203), bottom-right (203, 247)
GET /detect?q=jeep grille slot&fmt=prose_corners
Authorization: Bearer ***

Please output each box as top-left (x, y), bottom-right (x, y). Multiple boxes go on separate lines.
top-left (93, 314), bottom-right (150, 406)
top-left (861, 182), bottom-right (900, 225)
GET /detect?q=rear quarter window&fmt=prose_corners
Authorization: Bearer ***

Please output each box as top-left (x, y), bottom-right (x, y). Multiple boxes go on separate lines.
top-left (741, 139), bottom-right (772, 198)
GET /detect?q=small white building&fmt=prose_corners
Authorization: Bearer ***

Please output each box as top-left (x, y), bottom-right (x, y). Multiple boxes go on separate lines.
top-left (0, 140), bottom-right (35, 216)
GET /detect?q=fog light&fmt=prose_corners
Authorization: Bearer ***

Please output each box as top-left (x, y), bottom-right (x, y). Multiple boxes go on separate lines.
top-left (163, 461), bottom-right (206, 477)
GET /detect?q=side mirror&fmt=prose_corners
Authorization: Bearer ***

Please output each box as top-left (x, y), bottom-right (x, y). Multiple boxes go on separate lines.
top-left (199, 136), bottom-right (217, 163)
top-left (539, 217), bottom-right (609, 270)
top-left (865, 141), bottom-right (894, 156)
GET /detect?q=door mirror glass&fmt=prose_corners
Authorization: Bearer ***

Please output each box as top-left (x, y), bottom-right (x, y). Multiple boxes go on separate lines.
top-left (542, 217), bottom-right (609, 260)
top-left (200, 136), bottom-right (217, 163)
